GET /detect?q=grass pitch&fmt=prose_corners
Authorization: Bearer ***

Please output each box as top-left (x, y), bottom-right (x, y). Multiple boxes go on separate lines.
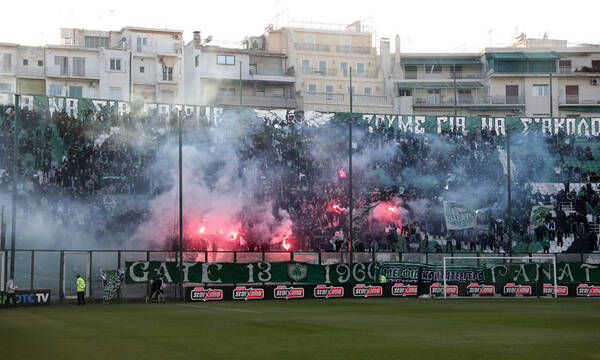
top-left (1, 298), bottom-right (599, 360)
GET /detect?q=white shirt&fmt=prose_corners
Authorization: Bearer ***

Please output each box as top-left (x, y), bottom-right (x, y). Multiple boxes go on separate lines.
top-left (6, 279), bottom-right (16, 293)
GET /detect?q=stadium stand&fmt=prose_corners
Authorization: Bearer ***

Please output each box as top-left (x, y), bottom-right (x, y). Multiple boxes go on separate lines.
top-left (0, 99), bottom-right (598, 254)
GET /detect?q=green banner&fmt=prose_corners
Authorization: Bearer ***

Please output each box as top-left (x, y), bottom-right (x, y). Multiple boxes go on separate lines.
top-left (484, 262), bottom-right (600, 283)
top-left (3, 93), bottom-right (600, 137)
top-left (530, 205), bottom-right (553, 228)
top-left (125, 261), bottom-right (376, 284)
top-left (444, 201), bottom-right (477, 230)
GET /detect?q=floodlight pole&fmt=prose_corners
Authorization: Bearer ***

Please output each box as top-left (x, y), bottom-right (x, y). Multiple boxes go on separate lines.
top-left (348, 67), bottom-right (353, 263)
top-left (506, 124), bottom-right (512, 255)
top-left (453, 64), bottom-right (457, 116)
top-left (178, 110), bottom-right (183, 301)
top-left (10, 94), bottom-right (18, 280)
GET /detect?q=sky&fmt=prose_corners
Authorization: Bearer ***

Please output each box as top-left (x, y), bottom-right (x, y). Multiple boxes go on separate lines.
top-left (2, 0), bottom-right (599, 53)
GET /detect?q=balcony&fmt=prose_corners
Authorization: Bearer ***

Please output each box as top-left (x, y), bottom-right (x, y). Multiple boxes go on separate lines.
top-left (559, 66), bottom-right (573, 74)
top-left (294, 43), bottom-right (331, 52)
top-left (557, 95), bottom-right (600, 105)
top-left (301, 67), bottom-right (338, 76)
top-left (301, 68), bottom-right (378, 78)
top-left (412, 95), bottom-right (525, 106)
top-left (403, 71), bottom-right (486, 80)
top-left (212, 94), bottom-right (296, 109)
top-left (305, 92), bottom-right (390, 106)
top-left (335, 45), bottom-right (371, 55)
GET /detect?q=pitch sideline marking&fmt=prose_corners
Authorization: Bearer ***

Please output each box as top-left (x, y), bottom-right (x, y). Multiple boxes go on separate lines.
top-left (178, 303), bottom-right (262, 314)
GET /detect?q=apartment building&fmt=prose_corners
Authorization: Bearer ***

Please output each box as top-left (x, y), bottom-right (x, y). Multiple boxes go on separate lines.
top-left (61, 27), bottom-right (184, 103)
top-left (387, 35), bottom-right (600, 117)
top-left (262, 20), bottom-right (393, 114)
top-left (184, 32), bottom-right (296, 109)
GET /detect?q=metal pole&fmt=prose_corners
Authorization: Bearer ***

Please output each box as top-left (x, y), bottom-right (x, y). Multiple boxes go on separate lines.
top-left (178, 110), bottom-right (183, 301)
top-left (549, 73), bottom-right (553, 118)
top-left (453, 64), bottom-right (457, 116)
top-left (239, 61), bottom-right (243, 106)
top-left (348, 67), bottom-right (353, 262)
top-left (1, 206), bottom-right (5, 250)
top-left (507, 124), bottom-right (512, 255)
top-left (10, 94), bottom-right (19, 279)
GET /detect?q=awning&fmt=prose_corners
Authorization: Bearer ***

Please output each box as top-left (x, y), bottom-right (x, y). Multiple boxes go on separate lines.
top-left (395, 81), bottom-right (484, 89)
top-left (558, 105), bottom-right (600, 113)
top-left (402, 58), bottom-right (481, 65)
top-left (486, 52), bottom-right (561, 60)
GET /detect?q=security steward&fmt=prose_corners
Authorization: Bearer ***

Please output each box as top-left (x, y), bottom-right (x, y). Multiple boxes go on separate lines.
top-left (76, 274), bottom-right (86, 305)
top-left (379, 273), bottom-right (387, 283)
top-left (4, 277), bottom-right (17, 308)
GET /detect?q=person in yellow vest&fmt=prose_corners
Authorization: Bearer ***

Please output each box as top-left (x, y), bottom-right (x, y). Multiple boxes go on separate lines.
top-left (76, 274), bottom-right (86, 306)
top-left (379, 274), bottom-right (387, 283)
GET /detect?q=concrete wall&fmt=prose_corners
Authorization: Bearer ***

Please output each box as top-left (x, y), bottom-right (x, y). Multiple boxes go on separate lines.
top-left (98, 48), bottom-right (130, 100)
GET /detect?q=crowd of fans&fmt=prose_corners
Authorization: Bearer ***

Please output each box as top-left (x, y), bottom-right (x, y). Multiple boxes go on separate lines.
top-left (0, 101), bottom-right (599, 253)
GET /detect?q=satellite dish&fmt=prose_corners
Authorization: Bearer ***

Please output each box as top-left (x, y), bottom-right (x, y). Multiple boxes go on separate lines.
top-left (205, 35), bottom-right (213, 44)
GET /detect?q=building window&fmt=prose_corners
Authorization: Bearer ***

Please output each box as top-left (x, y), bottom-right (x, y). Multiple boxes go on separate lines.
top-left (162, 66), bottom-right (173, 81)
top-left (136, 37), bottom-right (148, 52)
top-left (301, 59), bottom-right (310, 72)
top-left (559, 60), bottom-right (572, 73)
top-left (340, 61), bottom-right (348, 76)
top-left (139, 66), bottom-right (145, 73)
top-left (308, 84), bottom-right (317, 93)
top-left (425, 64), bottom-right (442, 73)
top-left (532, 84), bottom-right (549, 97)
top-left (356, 63), bottom-right (365, 74)
top-left (364, 87), bottom-right (372, 95)
top-left (325, 85), bottom-right (334, 93)
top-left (427, 89), bottom-right (441, 104)
top-left (49, 85), bottom-right (63, 96)
top-left (592, 60), bottom-right (600, 72)
top-left (195, 55), bottom-right (199, 67)
top-left (69, 86), bottom-right (82, 98)
top-left (109, 87), bottom-right (122, 100)
top-left (72, 57), bottom-right (85, 77)
top-left (458, 89), bottom-right (473, 103)
top-left (110, 58), bottom-right (121, 71)
top-left (55, 56), bottom-right (68, 75)
top-left (346, 86), bottom-right (355, 94)
top-left (219, 87), bottom-right (235, 96)
top-left (217, 55), bottom-right (235, 65)
top-left (85, 36), bottom-right (109, 48)
top-left (399, 89), bottom-right (412, 96)
top-left (1, 54), bottom-right (12, 72)
top-left (37, 60), bottom-right (43, 67)
top-left (0, 83), bottom-right (11, 92)
top-left (318, 60), bottom-right (327, 74)
top-left (22, 59), bottom-right (28, 66)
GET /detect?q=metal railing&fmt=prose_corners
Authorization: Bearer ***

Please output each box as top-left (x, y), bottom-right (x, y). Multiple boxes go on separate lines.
top-left (559, 66), bottom-right (573, 74)
top-left (212, 94), bottom-right (296, 108)
top-left (305, 92), bottom-right (389, 106)
top-left (305, 92), bottom-right (345, 104)
top-left (557, 95), bottom-right (600, 105)
top-left (301, 67), bottom-right (338, 76)
top-left (413, 95), bottom-right (525, 106)
top-left (3, 249), bottom-right (598, 302)
top-left (335, 45), bottom-right (371, 54)
top-left (294, 43), bottom-right (331, 52)
top-left (403, 71), bottom-right (486, 80)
